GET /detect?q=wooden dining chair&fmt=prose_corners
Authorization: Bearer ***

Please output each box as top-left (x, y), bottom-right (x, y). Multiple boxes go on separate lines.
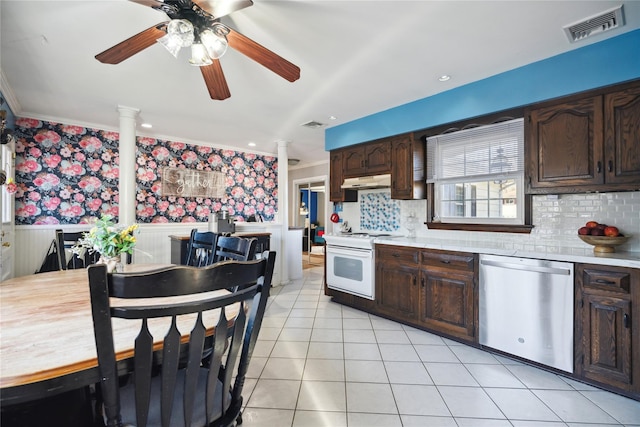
top-left (214, 236), bottom-right (257, 263)
top-left (88, 251), bottom-right (276, 427)
top-left (55, 229), bottom-right (100, 270)
top-left (185, 229), bottom-right (219, 267)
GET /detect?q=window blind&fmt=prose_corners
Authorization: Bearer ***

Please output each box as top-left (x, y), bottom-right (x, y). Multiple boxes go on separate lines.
top-left (426, 118), bottom-right (524, 184)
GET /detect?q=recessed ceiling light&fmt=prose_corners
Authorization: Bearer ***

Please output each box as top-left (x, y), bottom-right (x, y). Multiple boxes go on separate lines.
top-left (438, 75), bottom-right (451, 82)
top-left (329, 115), bottom-right (337, 120)
top-left (141, 123), bottom-right (152, 128)
top-left (248, 142), bottom-right (256, 147)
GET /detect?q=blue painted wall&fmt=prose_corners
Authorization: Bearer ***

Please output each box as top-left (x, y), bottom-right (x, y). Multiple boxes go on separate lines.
top-left (300, 189), bottom-right (318, 224)
top-left (326, 28), bottom-right (640, 150)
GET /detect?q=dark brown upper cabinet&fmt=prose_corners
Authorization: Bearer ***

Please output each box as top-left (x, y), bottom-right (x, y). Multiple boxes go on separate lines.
top-left (330, 133), bottom-right (426, 201)
top-left (329, 149), bottom-right (357, 202)
top-left (604, 85), bottom-right (640, 185)
top-left (391, 133), bottom-right (425, 200)
top-left (342, 140), bottom-right (391, 178)
top-left (526, 80), bottom-right (640, 194)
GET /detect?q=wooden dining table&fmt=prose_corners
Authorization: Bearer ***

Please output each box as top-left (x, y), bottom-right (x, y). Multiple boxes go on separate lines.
top-left (0, 265), bottom-right (233, 406)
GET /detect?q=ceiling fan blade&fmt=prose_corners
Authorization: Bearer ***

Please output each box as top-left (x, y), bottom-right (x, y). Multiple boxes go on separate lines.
top-left (227, 28), bottom-right (300, 82)
top-left (201, 60), bottom-right (231, 100)
top-left (193, 0), bottom-right (253, 19)
top-left (95, 23), bottom-right (167, 64)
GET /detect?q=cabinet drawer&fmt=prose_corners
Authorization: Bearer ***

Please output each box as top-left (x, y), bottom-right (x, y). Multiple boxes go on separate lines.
top-left (376, 245), bottom-right (419, 265)
top-left (421, 250), bottom-right (475, 272)
top-left (579, 265), bottom-right (631, 294)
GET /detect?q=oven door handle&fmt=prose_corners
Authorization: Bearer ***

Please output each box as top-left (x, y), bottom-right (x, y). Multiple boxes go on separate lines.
top-left (327, 246), bottom-right (373, 258)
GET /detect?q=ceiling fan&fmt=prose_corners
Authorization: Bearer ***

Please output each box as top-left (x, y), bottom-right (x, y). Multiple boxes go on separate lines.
top-left (95, 0), bottom-right (300, 100)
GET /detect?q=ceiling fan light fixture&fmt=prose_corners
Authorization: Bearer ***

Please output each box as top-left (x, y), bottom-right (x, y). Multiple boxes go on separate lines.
top-left (167, 19), bottom-right (195, 47)
top-left (189, 43), bottom-right (213, 66)
top-left (157, 33), bottom-right (182, 58)
top-left (157, 19), bottom-right (195, 58)
top-left (200, 29), bottom-right (228, 59)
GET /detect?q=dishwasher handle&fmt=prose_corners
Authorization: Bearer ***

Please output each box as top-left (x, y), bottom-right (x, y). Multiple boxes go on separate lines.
top-left (480, 259), bottom-right (571, 276)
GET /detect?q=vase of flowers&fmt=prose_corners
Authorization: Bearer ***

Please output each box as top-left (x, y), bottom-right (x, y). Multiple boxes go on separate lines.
top-left (73, 214), bottom-right (138, 273)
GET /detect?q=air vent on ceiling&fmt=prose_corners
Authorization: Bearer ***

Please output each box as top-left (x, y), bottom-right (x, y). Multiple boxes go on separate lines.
top-left (563, 5), bottom-right (624, 43)
top-left (301, 120), bottom-right (326, 129)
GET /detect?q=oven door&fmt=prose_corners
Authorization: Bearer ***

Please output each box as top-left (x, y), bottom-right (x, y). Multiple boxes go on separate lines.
top-left (326, 245), bottom-right (374, 300)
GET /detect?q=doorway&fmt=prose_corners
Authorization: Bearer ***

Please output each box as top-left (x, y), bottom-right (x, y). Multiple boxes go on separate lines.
top-left (294, 177), bottom-right (327, 269)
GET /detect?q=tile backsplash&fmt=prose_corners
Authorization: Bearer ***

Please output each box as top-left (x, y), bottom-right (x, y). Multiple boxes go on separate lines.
top-left (359, 192), bottom-right (400, 232)
top-left (338, 190), bottom-right (640, 254)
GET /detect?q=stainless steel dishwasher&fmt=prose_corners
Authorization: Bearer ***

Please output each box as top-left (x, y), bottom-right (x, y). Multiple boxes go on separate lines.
top-left (479, 254), bottom-right (574, 373)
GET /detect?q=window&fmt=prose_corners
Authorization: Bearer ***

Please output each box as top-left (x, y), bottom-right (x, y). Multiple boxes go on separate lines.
top-left (426, 118), bottom-right (524, 225)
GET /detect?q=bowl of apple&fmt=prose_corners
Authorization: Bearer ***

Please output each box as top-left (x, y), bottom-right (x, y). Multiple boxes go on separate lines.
top-left (577, 221), bottom-right (630, 253)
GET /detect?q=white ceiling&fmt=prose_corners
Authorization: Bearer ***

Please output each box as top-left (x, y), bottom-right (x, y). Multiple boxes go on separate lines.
top-left (2, 1), bottom-right (639, 167)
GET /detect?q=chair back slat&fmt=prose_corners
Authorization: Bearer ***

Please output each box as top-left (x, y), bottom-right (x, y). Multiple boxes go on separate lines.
top-left (88, 252), bottom-right (276, 427)
top-left (183, 311), bottom-right (206, 426)
top-left (205, 308), bottom-right (228, 423)
top-left (222, 303), bottom-right (246, 411)
top-left (134, 318), bottom-right (154, 427)
top-left (160, 317), bottom-right (182, 427)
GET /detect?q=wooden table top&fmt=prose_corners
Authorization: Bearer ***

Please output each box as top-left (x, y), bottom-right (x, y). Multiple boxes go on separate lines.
top-left (0, 265), bottom-right (232, 404)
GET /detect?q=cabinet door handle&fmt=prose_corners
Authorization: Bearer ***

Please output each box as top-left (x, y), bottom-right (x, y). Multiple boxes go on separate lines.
top-left (608, 160), bottom-right (613, 173)
top-left (392, 253), bottom-right (400, 258)
top-left (624, 313), bottom-right (630, 329)
top-left (597, 161), bottom-right (602, 173)
top-left (594, 279), bottom-right (615, 285)
top-left (421, 277), bottom-right (425, 288)
top-left (440, 260), bottom-right (451, 264)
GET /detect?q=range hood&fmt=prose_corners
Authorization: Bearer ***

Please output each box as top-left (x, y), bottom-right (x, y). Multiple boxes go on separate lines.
top-left (341, 174), bottom-right (391, 189)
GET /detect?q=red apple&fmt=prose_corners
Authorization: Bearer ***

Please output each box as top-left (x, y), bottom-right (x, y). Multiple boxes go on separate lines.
top-left (604, 226), bottom-right (619, 237)
top-left (595, 224), bottom-right (607, 230)
top-left (591, 228), bottom-right (605, 236)
top-left (585, 221), bottom-right (599, 228)
top-left (578, 227), bottom-right (591, 235)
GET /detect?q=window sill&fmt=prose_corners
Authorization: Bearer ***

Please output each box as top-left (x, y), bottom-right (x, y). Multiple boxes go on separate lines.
top-left (425, 222), bottom-right (534, 234)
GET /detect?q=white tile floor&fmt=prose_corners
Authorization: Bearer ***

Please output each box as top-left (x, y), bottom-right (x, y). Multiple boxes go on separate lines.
top-left (240, 266), bottom-right (640, 427)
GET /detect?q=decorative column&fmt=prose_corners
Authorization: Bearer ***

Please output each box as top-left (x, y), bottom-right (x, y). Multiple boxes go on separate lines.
top-left (277, 140), bottom-right (290, 285)
top-left (117, 105), bottom-right (139, 226)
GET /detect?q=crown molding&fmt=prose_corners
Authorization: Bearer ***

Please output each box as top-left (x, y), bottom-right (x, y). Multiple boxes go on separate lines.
top-left (0, 68), bottom-right (22, 115)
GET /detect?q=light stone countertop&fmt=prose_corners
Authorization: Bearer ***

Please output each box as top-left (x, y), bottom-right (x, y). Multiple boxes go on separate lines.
top-left (374, 236), bottom-right (640, 269)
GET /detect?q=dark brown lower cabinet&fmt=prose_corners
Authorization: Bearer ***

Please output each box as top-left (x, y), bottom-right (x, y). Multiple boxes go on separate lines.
top-left (574, 264), bottom-right (639, 398)
top-left (419, 250), bottom-right (478, 342)
top-left (419, 267), bottom-right (476, 341)
top-left (374, 245), bottom-right (478, 343)
top-left (375, 246), bottom-right (420, 322)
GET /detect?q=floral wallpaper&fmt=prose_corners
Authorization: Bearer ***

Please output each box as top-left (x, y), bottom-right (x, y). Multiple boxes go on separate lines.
top-left (136, 137), bottom-right (278, 223)
top-left (13, 119), bottom-right (120, 225)
top-left (12, 118), bottom-right (278, 225)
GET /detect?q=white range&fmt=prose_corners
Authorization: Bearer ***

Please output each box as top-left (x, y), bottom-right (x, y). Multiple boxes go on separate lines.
top-left (323, 232), bottom-right (391, 300)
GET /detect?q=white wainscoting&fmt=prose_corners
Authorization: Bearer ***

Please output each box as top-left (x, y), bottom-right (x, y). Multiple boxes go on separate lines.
top-left (14, 223), bottom-right (283, 285)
